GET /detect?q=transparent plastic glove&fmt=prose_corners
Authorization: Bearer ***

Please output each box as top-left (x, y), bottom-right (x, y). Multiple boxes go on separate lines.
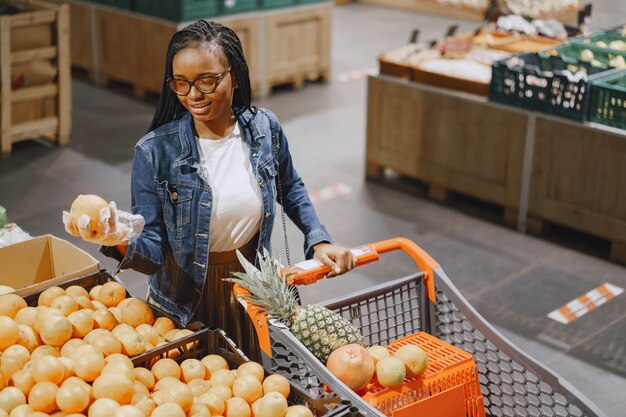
top-left (62, 201), bottom-right (144, 247)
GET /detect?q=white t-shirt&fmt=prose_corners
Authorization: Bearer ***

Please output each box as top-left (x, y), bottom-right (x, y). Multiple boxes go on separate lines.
top-left (196, 123), bottom-right (262, 252)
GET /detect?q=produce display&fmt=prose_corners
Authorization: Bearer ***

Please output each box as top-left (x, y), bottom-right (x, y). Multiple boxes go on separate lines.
top-left (497, 0), bottom-right (579, 19)
top-left (0, 277), bottom-right (329, 417)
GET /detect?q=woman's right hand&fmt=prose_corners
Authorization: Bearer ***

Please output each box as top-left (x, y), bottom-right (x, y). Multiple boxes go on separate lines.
top-left (62, 201), bottom-right (145, 247)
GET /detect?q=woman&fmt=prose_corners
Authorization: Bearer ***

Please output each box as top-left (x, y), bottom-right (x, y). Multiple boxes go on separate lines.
top-left (63, 20), bottom-right (355, 360)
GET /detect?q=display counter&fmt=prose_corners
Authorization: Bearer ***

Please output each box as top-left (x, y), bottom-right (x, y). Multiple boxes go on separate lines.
top-left (366, 74), bottom-right (626, 264)
top-left (51, 0), bottom-right (331, 99)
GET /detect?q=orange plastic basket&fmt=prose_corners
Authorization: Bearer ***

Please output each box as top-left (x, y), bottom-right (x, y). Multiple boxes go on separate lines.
top-left (362, 332), bottom-right (485, 417)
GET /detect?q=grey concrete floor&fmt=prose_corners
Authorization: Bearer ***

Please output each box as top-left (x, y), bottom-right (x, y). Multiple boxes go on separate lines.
top-left (1, 2), bottom-right (625, 416)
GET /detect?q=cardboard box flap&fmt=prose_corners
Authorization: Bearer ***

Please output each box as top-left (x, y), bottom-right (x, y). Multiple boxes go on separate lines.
top-left (0, 234), bottom-right (99, 292)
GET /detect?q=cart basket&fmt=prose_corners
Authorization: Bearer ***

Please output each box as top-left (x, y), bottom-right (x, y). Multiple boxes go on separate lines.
top-left (235, 237), bottom-right (608, 417)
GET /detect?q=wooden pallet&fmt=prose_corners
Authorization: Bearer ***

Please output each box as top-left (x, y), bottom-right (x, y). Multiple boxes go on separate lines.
top-left (1, 0), bottom-right (71, 156)
top-left (48, 1), bottom-right (331, 100)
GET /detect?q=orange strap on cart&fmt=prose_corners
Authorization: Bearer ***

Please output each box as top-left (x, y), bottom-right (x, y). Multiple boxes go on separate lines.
top-left (233, 237), bottom-right (440, 357)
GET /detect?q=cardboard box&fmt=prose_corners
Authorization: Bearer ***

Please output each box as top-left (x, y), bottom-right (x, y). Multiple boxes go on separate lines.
top-left (0, 235), bottom-right (100, 294)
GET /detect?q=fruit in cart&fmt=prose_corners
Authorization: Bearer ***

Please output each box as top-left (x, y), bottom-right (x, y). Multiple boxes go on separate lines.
top-left (393, 344), bottom-right (428, 377)
top-left (69, 194), bottom-right (109, 236)
top-left (325, 344), bottom-right (374, 392)
top-left (285, 405), bottom-right (314, 417)
top-left (375, 356), bottom-right (406, 388)
top-left (227, 249), bottom-right (365, 363)
top-left (367, 345), bottom-right (390, 366)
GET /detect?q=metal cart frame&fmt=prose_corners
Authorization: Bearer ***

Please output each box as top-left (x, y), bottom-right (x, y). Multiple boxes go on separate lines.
top-left (236, 237), bottom-right (609, 417)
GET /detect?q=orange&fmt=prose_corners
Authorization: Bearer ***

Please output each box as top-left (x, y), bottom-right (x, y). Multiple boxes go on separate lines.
top-left (0, 317), bottom-right (19, 350)
top-left (262, 374), bottom-right (290, 398)
top-left (0, 294), bottom-right (27, 319)
top-left (120, 299), bottom-right (154, 327)
top-left (28, 381), bottom-right (59, 413)
top-left (31, 355), bottom-right (65, 385)
top-left (56, 380), bottom-right (90, 413)
top-left (38, 287), bottom-right (66, 308)
top-left (97, 281), bottom-right (126, 308)
top-left (39, 315), bottom-right (73, 347)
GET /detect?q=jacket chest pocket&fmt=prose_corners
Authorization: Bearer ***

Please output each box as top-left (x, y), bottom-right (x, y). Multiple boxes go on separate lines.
top-left (157, 181), bottom-right (193, 231)
top-left (262, 160), bottom-right (278, 199)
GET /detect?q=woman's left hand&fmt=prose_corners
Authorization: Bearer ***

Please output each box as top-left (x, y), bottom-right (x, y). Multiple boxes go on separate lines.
top-left (313, 243), bottom-right (356, 278)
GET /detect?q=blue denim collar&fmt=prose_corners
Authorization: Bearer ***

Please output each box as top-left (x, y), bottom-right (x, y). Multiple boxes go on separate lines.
top-left (172, 110), bottom-right (265, 168)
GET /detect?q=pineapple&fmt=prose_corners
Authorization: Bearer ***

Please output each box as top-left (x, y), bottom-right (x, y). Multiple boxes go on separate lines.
top-left (226, 249), bottom-right (364, 363)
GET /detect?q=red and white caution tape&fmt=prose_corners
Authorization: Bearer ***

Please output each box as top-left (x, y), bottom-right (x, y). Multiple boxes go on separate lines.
top-left (548, 283), bottom-right (623, 324)
top-left (337, 68), bottom-right (377, 82)
top-left (309, 183), bottom-right (352, 204)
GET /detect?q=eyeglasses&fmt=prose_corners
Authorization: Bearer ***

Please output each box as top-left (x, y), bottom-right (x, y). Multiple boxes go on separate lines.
top-left (167, 67), bottom-right (231, 95)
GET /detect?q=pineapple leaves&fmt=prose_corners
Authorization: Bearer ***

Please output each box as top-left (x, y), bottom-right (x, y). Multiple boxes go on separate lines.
top-left (224, 248), bottom-right (299, 325)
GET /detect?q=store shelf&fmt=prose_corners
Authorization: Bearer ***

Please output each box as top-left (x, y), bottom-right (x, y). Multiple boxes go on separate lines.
top-left (366, 74), bottom-right (626, 265)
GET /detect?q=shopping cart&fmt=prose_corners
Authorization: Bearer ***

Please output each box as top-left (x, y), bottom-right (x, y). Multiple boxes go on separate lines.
top-left (235, 237), bottom-right (609, 417)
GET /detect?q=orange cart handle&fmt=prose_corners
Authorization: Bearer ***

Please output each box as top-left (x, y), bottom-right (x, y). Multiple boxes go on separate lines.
top-left (285, 237), bottom-right (439, 302)
top-left (233, 237), bottom-right (440, 358)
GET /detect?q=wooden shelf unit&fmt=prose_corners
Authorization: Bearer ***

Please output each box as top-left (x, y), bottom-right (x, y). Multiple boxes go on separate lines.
top-left (1, 0), bottom-right (71, 156)
top-left (366, 74), bottom-right (626, 264)
top-left (51, 0), bottom-right (331, 99)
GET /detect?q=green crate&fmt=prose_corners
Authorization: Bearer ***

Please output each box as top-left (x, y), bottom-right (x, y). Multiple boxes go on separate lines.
top-left (259, 0), bottom-right (297, 10)
top-left (298, 0), bottom-right (329, 4)
top-left (134, 0), bottom-right (220, 22)
top-left (589, 70), bottom-right (626, 130)
top-left (571, 30), bottom-right (626, 64)
top-left (88, 0), bottom-right (134, 10)
top-left (489, 52), bottom-right (612, 121)
top-left (220, 0), bottom-right (258, 15)
top-left (549, 43), bottom-right (613, 69)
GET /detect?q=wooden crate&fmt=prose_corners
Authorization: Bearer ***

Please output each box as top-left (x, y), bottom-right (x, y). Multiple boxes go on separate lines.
top-left (215, 14), bottom-right (261, 97)
top-left (262, 2), bottom-right (331, 96)
top-left (1, 0), bottom-right (71, 156)
top-left (366, 75), bottom-right (527, 219)
top-left (528, 117), bottom-right (626, 264)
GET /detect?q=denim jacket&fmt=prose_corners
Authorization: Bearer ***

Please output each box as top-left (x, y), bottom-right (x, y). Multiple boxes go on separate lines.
top-left (101, 108), bottom-right (332, 326)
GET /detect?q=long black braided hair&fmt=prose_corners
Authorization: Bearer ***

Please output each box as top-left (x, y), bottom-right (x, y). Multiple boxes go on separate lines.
top-left (148, 20), bottom-right (253, 132)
